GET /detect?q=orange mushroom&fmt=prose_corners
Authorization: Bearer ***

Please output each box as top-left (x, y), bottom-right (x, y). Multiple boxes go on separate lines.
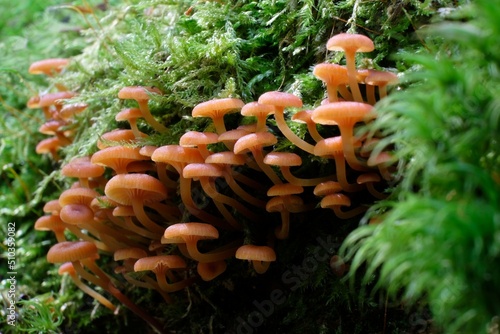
top-left (162, 223), bottom-right (239, 263)
top-left (235, 245), bottom-right (276, 274)
top-left (326, 33), bottom-right (375, 103)
top-left (104, 174), bottom-right (168, 236)
top-left (258, 91), bottom-right (315, 154)
top-left (312, 101), bottom-right (373, 171)
top-left (118, 86), bottom-right (166, 133)
top-left (191, 97), bottom-right (245, 135)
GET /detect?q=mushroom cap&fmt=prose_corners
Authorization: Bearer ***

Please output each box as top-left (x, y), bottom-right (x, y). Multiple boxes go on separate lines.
top-left (97, 129), bottom-right (142, 149)
top-left (36, 137), bottom-right (61, 154)
top-left (257, 91), bottom-right (303, 109)
top-left (266, 195), bottom-right (304, 213)
top-left (114, 247), bottom-right (149, 261)
top-left (112, 205), bottom-right (136, 217)
top-left (192, 98), bottom-right (244, 119)
top-left (313, 181), bottom-right (343, 196)
top-left (115, 108), bottom-right (143, 122)
top-left (233, 132), bottom-right (277, 155)
top-left (27, 96), bottom-right (41, 109)
top-left (58, 262), bottom-right (76, 276)
top-left (263, 152), bottom-right (302, 167)
top-left (34, 215), bottom-right (66, 232)
top-left (291, 110), bottom-right (314, 124)
top-left (91, 146), bottom-right (149, 173)
top-left (29, 58), bottom-right (69, 75)
top-left (313, 63), bottom-right (350, 85)
top-left (357, 172), bottom-right (381, 184)
top-left (138, 145), bottom-right (158, 158)
top-left (314, 136), bottom-right (344, 157)
top-left (320, 193), bottom-right (351, 208)
top-left (105, 173), bottom-right (167, 206)
top-left (218, 128), bottom-right (251, 142)
top-left (61, 156), bottom-right (105, 179)
top-left (235, 245), bottom-right (276, 262)
top-left (364, 69), bottom-right (398, 86)
top-left (163, 222), bottom-right (219, 243)
top-left (43, 199), bottom-right (62, 215)
top-left (47, 241), bottom-right (98, 263)
top-left (39, 120), bottom-right (67, 135)
top-left (59, 187), bottom-right (100, 207)
top-left (151, 145), bottom-right (204, 165)
top-left (205, 151), bottom-right (246, 165)
top-left (240, 101), bottom-right (275, 117)
top-left (311, 101), bottom-right (373, 126)
top-left (38, 91), bottom-right (76, 107)
top-left (59, 203), bottom-right (95, 225)
top-left (118, 86), bottom-right (162, 101)
top-left (90, 196), bottom-right (119, 213)
top-left (134, 255), bottom-right (187, 273)
top-left (267, 183), bottom-right (304, 197)
top-left (367, 151), bottom-right (395, 167)
top-left (326, 33), bottom-right (375, 54)
top-left (179, 131), bottom-right (219, 147)
top-left (183, 163), bottom-right (224, 179)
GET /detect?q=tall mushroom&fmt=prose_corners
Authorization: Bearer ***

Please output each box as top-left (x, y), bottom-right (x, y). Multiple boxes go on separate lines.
top-left (326, 33), bottom-right (375, 103)
top-left (312, 101), bottom-right (373, 171)
top-left (118, 86), bottom-right (167, 133)
top-left (258, 91), bottom-right (315, 154)
top-left (105, 174), bottom-right (168, 236)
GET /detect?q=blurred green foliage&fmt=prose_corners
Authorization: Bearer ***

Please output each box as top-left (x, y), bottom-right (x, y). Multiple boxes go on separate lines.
top-left (342, 0), bottom-right (500, 333)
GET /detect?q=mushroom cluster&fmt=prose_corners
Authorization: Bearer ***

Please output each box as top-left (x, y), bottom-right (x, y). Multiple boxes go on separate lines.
top-left (28, 58), bottom-right (89, 160)
top-left (32, 33), bottom-right (398, 332)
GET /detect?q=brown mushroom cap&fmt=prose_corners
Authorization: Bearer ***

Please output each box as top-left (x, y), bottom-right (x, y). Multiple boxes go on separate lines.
top-left (263, 152), bottom-right (302, 167)
top-left (326, 33), bottom-right (374, 54)
top-left (38, 91), bottom-right (76, 108)
top-left (312, 101), bottom-right (373, 126)
top-left (205, 151), bottom-right (246, 165)
top-left (182, 163), bottom-right (224, 179)
top-left (163, 222), bottom-right (219, 242)
top-left (320, 193), bottom-right (351, 208)
top-left (61, 156), bottom-right (105, 180)
top-left (133, 255), bottom-right (187, 272)
top-left (29, 58), bottom-right (70, 76)
top-left (47, 241), bottom-right (98, 263)
top-left (104, 174), bottom-right (167, 206)
top-left (233, 132), bottom-right (277, 155)
top-left (59, 187), bottom-right (100, 207)
top-left (235, 245), bottom-right (276, 262)
top-left (257, 91), bottom-right (303, 109)
top-left (97, 129), bottom-right (142, 149)
top-left (179, 131), bottom-right (219, 147)
top-left (118, 86), bottom-right (162, 101)
top-left (91, 146), bottom-right (149, 174)
top-left (192, 98), bottom-right (244, 119)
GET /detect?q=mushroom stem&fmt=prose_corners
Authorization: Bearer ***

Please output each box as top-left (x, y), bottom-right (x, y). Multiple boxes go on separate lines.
top-left (178, 176), bottom-right (230, 230)
top-left (132, 201), bottom-right (166, 236)
top-left (274, 107), bottom-right (315, 154)
top-left (280, 167), bottom-right (336, 187)
top-left (252, 260), bottom-right (271, 275)
top-left (185, 240), bottom-right (240, 263)
top-left (137, 100), bottom-right (168, 133)
top-left (344, 51), bottom-right (364, 103)
top-left (199, 177), bottom-right (261, 224)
